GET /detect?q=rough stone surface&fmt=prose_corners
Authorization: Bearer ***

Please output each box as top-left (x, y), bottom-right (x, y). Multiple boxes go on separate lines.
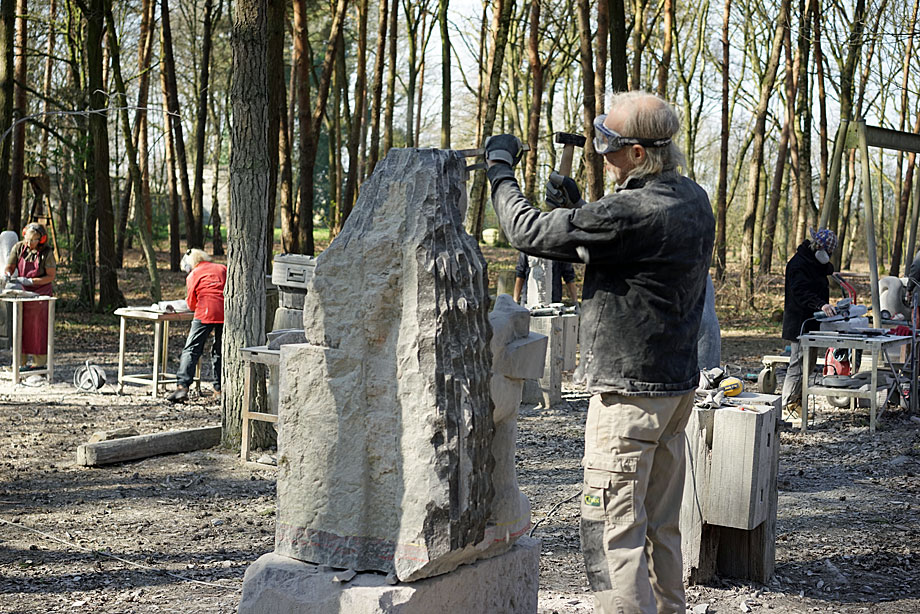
top-left (274, 148), bottom-right (494, 582)
top-left (479, 295), bottom-right (544, 552)
top-left (239, 538), bottom-right (541, 614)
top-left (522, 315), bottom-right (563, 407)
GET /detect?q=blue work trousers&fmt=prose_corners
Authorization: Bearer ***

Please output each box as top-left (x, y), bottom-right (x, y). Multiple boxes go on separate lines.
top-left (176, 319), bottom-right (223, 391)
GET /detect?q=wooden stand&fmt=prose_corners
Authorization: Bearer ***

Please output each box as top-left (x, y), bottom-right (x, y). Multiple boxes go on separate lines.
top-left (114, 307), bottom-right (200, 397)
top-left (681, 392), bottom-right (780, 584)
top-left (240, 345), bottom-right (280, 462)
top-left (2, 295), bottom-right (56, 385)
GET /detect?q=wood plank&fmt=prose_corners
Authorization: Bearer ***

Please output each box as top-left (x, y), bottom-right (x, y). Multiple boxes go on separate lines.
top-left (76, 426), bottom-right (222, 467)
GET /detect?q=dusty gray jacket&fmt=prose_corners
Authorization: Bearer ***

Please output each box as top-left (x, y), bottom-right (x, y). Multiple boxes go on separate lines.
top-left (487, 164), bottom-right (715, 396)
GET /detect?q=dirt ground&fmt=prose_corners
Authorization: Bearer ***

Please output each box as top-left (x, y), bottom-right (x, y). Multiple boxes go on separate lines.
top-left (2, 308), bottom-right (920, 612)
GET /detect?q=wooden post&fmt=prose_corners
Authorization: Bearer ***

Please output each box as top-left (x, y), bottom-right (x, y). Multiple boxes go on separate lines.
top-left (117, 314), bottom-right (126, 393)
top-left (856, 121), bottom-right (882, 328)
top-left (682, 394), bottom-right (780, 584)
top-left (152, 321), bottom-right (162, 397)
top-left (46, 297), bottom-right (54, 383)
top-left (11, 301), bottom-right (21, 385)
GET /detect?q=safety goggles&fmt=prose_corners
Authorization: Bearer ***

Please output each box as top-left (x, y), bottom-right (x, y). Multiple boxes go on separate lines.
top-left (593, 114), bottom-right (672, 154)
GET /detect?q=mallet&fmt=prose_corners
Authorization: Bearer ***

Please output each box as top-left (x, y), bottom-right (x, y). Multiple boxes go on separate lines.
top-left (554, 132), bottom-right (587, 177)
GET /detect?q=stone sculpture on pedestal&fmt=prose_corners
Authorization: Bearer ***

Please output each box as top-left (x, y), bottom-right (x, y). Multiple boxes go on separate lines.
top-left (240, 148), bottom-right (547, 613)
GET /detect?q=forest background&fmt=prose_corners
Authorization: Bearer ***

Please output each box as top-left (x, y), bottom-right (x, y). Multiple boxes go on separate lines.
top-left (0, 0), bottom-right (910, 443)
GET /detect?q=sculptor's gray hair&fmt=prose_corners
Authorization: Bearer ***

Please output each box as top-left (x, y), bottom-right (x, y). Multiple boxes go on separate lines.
top-left (187, 248), bottom-right (212, 268)
top-left (607, 90), bottom-right (686, 178)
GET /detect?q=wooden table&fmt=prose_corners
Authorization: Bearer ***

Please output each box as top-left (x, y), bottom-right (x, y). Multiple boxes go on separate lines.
top-left (799, 331), bottom-right (911, 433)
top-left (1, 295), bottom-right (56, 385)
top-left (114, 307), bottom-right (198, 397)
top-left (240, 345), bottom-right (280, 462)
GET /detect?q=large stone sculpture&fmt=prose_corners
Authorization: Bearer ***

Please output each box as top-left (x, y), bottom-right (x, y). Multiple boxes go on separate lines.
top-left (274, 148), bottom-right (495, 582)
top-left (241, 148), bottom-right (547, 613)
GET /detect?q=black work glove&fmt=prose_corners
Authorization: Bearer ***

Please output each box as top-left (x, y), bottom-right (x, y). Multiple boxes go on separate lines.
top-left (485, 134), bottom-right (524, 167)
top-left (545, 171), bottom-right (585, 209)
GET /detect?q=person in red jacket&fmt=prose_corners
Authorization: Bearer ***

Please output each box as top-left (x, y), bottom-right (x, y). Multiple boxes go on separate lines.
top-left (167, 249), bottom-right (227, 403)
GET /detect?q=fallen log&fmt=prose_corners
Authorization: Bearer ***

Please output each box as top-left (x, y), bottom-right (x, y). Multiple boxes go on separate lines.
top-left (76, 426), bottom-right (222, 467)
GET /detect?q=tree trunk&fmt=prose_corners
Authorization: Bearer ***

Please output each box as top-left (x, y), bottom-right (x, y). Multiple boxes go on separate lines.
top-left (714, 0), bottom-right (731, 280)
top-left (292, 0), bottom-right (311, 253)
top-left (821, 0), bottom-right (867, 235)
top-left (279, 72), bottom-right (295, 253)
top-left (740, 0), bottom-right (788, 305)
top-left (342, 0), bottom-right (368, 226)
top-left (226, 0), bottom-right (271, 448)
top-left (8, 0), bottom-right (25, 230)
top-left (162, 0), bottom-right (198, 248)
top-left (39, 0), bottom-right (55, 161)
top-left (812, 0), bottom-right (828, 211)
top-left (523, 0), bottom-right (542, 200)
top-left (609, 0), bottom-right (628, 92)
top-left (212, 70), bottom-right (231, 256)
top-left (115, 0), bottom-right (154, 266)
top-left (576, 0), bottom-right (604, 201)
top-left (439, 0), bottom-right (450, 148)
top-left (367, 0), bottom-right (388, 175)
top-left (85, 0), bottom-right (125, 311)
top-left (760, 19), bottom-right (795, 274)
top-left (192, 0), bottom-right (215, 250)
top-left (596, 0), bottom-right (609, 117)
top-left (630, 0), bottom-right (647, 89)
top-left (0, 0), bottom-right (12, 229)
top-left (892, 108), bottom-right (920, 276)
top-left (383, 0), bottom-right (397, 152)
top-left (161, 59), bottom-right (182, 271)
top-left (464, 0), bottom-right (515, 240)
top-left (657, 0), bottom-right (673, 97)
top-left (137, 0), bottom-right (155, 243)
top-left (792, 0), bottom-right (815, 243)
top-left (297, 0), bottom-right (349, 254)
top-left (104, 0), bottom-right (160, 301)
top-left (266, 0), bottom-right (284, 267)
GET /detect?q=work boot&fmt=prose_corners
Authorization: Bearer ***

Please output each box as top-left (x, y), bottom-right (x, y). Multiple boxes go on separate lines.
top-left (167, 386), bottom-right (189, 403)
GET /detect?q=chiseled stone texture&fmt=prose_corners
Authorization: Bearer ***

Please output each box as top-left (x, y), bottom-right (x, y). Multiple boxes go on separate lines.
top-left (275, 148), bottom-right (494, 582)
top-left (239, 538), bottom-right (540, 614)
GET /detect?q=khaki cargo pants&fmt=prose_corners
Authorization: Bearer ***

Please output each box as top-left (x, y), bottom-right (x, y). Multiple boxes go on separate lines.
top-left (580, 391), bottom-right (694, 614)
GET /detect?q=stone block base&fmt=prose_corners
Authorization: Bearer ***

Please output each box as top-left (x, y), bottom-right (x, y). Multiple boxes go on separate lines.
top-left (239, 536), bottom-right (540, 614)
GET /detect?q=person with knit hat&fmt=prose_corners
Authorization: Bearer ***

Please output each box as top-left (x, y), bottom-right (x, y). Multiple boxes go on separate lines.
top-left (781, 227), bottom-right (838, 417)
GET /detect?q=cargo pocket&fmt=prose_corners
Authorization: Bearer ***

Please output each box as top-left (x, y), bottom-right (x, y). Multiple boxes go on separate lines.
top-left (583, 455), bottom-right (639, 524)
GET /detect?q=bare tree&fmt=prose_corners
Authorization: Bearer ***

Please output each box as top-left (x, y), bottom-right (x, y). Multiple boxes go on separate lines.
top-left (740, 0), bottom-right (789, 304)
top-left (84, 0), bottom-right (125, 310)
top-left (162, 0), bottom-right (198, 248)
top-left (296, 0), bottom-right (349, 254)
top-left (576, 0), bottom-right (604, 201)
top-left (714, 0), bottom-right (731, 280)
top-left (367, 0), bottom-right (388, 174)
top-left (0, 0), bottom-right (12, 229)
top-left (439, 0), bottom-right (450, 147)
top-left (342, 0), bottom-right (369, 227)
top-left (464, 0), bottom-right (514, 239)
top-left (105, 0), bottom-right (160, 300)
top-left (192, 0), bottom-right (216, 249)
top-left (8, 0), bottom-right (25, 230)
top-left (226, 0), bottom-right (271, 447)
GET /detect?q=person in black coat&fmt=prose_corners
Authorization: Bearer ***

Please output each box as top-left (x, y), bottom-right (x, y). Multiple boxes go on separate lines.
top-left (781, 228), bottom-right (838, 412)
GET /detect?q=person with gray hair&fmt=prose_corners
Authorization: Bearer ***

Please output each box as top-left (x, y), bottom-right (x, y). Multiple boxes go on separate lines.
top-left (167, 248), bottom-right (227, 403)
top-left (484, 90), bottom-right (714, 614)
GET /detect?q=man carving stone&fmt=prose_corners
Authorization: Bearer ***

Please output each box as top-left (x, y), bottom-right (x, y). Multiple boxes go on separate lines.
top-left (485, 90), bottom-right (715, 614)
